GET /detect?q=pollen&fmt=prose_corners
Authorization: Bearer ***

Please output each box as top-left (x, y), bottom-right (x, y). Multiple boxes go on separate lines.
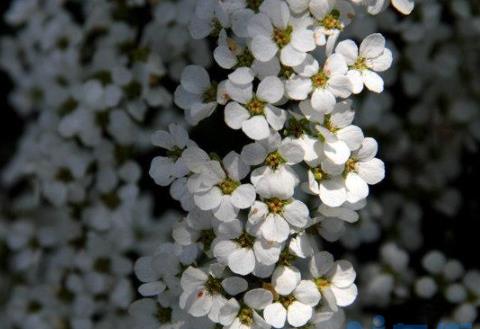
top-left (320, 9), bottom-right (343, 30)
top-left (246, 97), bottom-right (266, 116)
top-left (273, 25), bottom-right (293, 48)
top-left (218, 177), bottom-right (240, 195)
top-left (265, 197), bottom-right (288, 214)
top-left (265, 151), bottom-right (286, 169)
top-left (314, 277), bottom-right (331, 290)
top-left (311, 70), bottom-right (329, 88)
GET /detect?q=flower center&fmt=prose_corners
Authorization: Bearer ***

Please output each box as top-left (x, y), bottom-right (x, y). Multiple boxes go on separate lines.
top-left (199, 229), bottom-right (215, 250)
top-left (156, 305), bottom-right (172, 324)
top-left (218, 177), bottom-right (240, 195)
top-left (265, 151), bottom-right (286, 169)
top-left (311, 70), bottom-right (329, 89)
top-left (320, 9), bottom-right (342, 30)
top-left (323, 114), bottom-right (338, 132)
top-left (279, 294), bottom-right (295, 308)
top-left (246, 0), bottom-right (263, 11)
top-left (203, 82), bottom-right (218, 103)
top-left (246, 97), bottom-right (266, 116)
top-left (237, 48), bottom-right (255, 68)
top-left (351, 56), bottom-right (368, 71)
top-left (273, 25), bottom-right (293, 48)
top-left (265, 197), bottom-right (288, 214)
top-left (166, 146), bottom-right (184, 160)
top-left (314, 277), bottom-right (331, 290)
top-left (312, 167), bottom-right (328, 182)
top-left (234, 232), bottom-right (255, 248)
top-left (205, 275), bottom-right (223, 294)
top-left (239, 307), bottom-right (254, 326)
top-left (210, 19), bottom-right (223, 37)
top-left (344, 158), bottom-right (357, 174)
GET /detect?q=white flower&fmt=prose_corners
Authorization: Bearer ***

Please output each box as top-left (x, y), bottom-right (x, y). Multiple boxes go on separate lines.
top-left (286, 54), bottom-right (352, 114)
top-left (218, 289), bottom-right (273, 329)
top-left (309, 251), bottom-right (357, 310)
top-left (249, 197), bottom-right (311, 243)
top-left (186, 150), bottom-right (256, 221)
top-left (149, 123), bottom-right (195, 186)
top-left (225, 76), bottom-right (286, 140)
top-left (264, 267), bottom-right (321, 328)
top-left (189, 0), bottom-right (230, 39)
top-left (342, 137), bottom-right (385, 203)
top-left (213, 219), bottom-right (282, 275)
top-left (174, 65), bottom-right (226, 125)
top-left (309, 0), bottom-right (355, 53)
top-left (179, 266), bottom-right (228, 322)
top-left (246, 134), bottom-right (304, 199)
top-left (248, 0), bottom-right (316, 66)
top-left (335, 33), bottom-right (393, 93)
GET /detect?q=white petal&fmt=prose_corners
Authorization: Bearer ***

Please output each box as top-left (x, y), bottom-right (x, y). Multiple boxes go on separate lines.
top-left (328, 75), bottom-right (352, 98)
top-left (181, 266), bottom-right (208, 292)
top-left (231, 184), bottom-right (256, 209)
top-left (181, 65), bottom-right (210, 94)
top-left (253, 239), bottom-right (281, 265)
top-left (242, 116), bottom-right (271, 140)
top-left (214, 45), bottom-right (237, 69)
top-left (229, 67), bottom-right (255, 85)
top-left (336, 125), bottom-right (364, 150)
top-left (362, 70), bottom-right (384, 93)
top-left (241, 143), bottom-right (268, 166)
top-left (330, 284), bottom-right (358, 307)
top-left (324, 140), bottom-right (350, 165)
top-left (229, 248), bottom-right (256, 275)
top-left (222, 277), bottom-right (248, 296)
top-left (219, 298), bottom-right (241, 326)
top-left (347, 70), bottom-right (364, 94)
top-left (356, 137), bottom-right (378, 161)
top-left (214, 196), bottom-right (238, 221)
top-left (356, 158), bottom-right (385, 185)
top-left (294, 280), bottom-right (321, 306)
top-left (265, 105), bottom-right (287, 131)
top-left (257, 76), bottom-right (284, 103)
top-left (184, 287), bottom-right (213, 317)
top-left (226, 80), bottom-right (253, 104)
top-left (138, 281), bottom-right (166, 297)
top-left (213, 240), bottom-right (238, 263)
top-left (280, 44), bottom-right (307, 67)
top-left (335, 39), bottom-right (358, 65)
top-left (369, 48), bottom-right (393, 72)
top-left (320, 178), bottom-right (347, 207)
top-left (251, 35), bottom-right (278, 62)
top-left (287, 301), bottom-right (313, 327)
top-left (279, 140), bottom-right (305, 164)
top-left (392, 0), bottom-right (414, 14)
top-left (291, 29), bottom-right (315, 52)
top-left (261, 0), bottom-right (290, 29)
top-left (272, 265), bottom-right (301, 295)
top-left (285, 77), bottom-right (312, 100)
top-left (223, 151), bottom-right (250, 180)
top-left (247, 13), bottom-right (273, 37)
top-left (262, 214), bottom-right (290, 243)
top-left (244, 288), bottom-right (273, 310)
top-left (330, 260), bottom-right (356, 288)
top-left (264, 303), bottom-right (287, 328)
top-left (345, 173), bottom-right (369, 203)
top-left (309, 251), bottom-right (334, 278)
top-left (359, 33), bottom-right (385, 59)
top-left (225, 102), bottom-right (250, 130)
top-left (311, 89), bottom-right (336, 114)
top-left (283, 200), bottom-right (309, 228)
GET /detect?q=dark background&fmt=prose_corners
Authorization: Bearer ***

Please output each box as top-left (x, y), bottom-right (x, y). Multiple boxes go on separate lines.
top-left (0, 0), bottom-right (479, 327)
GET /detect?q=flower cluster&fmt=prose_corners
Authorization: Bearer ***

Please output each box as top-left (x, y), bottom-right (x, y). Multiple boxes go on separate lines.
top-left (143, 0), bottom-right (412, 328)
